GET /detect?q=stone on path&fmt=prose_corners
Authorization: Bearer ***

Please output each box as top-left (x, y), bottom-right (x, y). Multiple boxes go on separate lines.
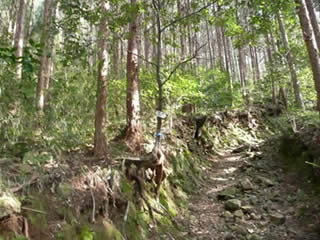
top-left (241, 205), bottom-right (254, 214)
top-left (218, 186), bottom-right (237, 200)
top-left (257, 176), bottom-right (276, 187)
top-left (269, 213), bottom-right (286, 225)
top-left (240, 178), bottom-right (254, 191)
top-left (225, 199), bottom-right (241, 211)
top-left (224, 211), bottom-right (234, 218)
top-left (234, 209), bottom-right (244, 218)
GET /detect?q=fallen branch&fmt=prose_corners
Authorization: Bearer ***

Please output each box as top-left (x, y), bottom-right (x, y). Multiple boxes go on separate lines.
top-left (21, 206), bottom-right (47, 214)
top-left (23, 217), bottom-right (30, 240)
top-left (11, 173), bottom-right (39, 193)
top-left (89, 187), bottom-right (96, 223)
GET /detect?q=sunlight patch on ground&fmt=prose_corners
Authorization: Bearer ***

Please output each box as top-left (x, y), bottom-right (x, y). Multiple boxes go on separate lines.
top-left (224, 155), bottom-right (243, 162)
top-left (210, 177), bottom-right (229, 182)
top-left (224, 166), bottom-right (237, 174)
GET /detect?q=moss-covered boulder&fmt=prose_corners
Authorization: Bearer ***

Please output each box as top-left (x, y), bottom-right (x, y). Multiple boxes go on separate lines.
top-left (0, 191), bottom-right (21, 219)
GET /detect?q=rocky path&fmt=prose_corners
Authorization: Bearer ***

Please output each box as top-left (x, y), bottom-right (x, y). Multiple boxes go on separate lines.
top-left (184, 140), bottom-right (320, 240)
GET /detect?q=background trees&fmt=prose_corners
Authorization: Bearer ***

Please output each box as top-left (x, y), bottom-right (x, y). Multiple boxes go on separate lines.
top-left (0, 0), bottom-right (320, 152)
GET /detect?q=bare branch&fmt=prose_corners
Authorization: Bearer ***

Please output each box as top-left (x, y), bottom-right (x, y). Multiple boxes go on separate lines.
top-left (128, 50), bottom-right (158, 68)
top-left (161, 1), bottom-right (217, 32)
top-left (161, 44), bottom-right (207, 87)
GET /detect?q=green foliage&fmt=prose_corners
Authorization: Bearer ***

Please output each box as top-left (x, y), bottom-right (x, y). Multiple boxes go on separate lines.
top-left (199, 68), bottom-right (237, 109)
top-left (79, 226), bottom-right (94, 240)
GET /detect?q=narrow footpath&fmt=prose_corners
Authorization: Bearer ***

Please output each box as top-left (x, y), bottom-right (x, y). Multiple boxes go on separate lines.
top-left (183, 140), bottom-right (320, 240)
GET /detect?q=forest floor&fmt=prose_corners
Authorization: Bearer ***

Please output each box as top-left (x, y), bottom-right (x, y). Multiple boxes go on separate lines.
top-left (182, 138), bottom-right (320, 240)
top-left (1, 111), bottom-right (320, 240)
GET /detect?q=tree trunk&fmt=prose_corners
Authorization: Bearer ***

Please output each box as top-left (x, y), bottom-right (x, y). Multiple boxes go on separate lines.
top-left (265, 35), bottom-right (277, 105)
top-left (113, 38), bottom-right (119, 76)
top-left (25, 0), bottom-right (34, 44)
top-left (205, 20), bottom-right (214, 69)
top-left (144, 23), bottom-right (150, 68)
top-left (14, 0), bottom-right (27, 80)
top-left (277, 11), bottom-right (304, 109)
top-left (305, 0), bottom-right (320, 50)
top-left (215, 25), bottom-right (224, 72)
top-left (126, 0), bottom-right (141, 151)
top-left (8, 1), bottom-right (18, 45)
top-left (254, 46), bottom-right (260, 82)
top-left (36, 0), bottom-right (57, 111)
top-left (296, 0), bottom-right (320, 113)
top-left (94, 0), bottom-right (109, 157)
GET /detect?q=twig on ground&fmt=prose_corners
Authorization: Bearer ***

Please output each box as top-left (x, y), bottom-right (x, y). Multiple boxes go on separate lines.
top-left (23, 217), bottom-right (30, 239)
top-left (21, 206), bottom-right (47, 214)
top-left (89, 187), bottom-right (96, 223)
top-left (124, 201), bottom-right (130, 222)
top-left (11, 173), bottom-right (39, 193)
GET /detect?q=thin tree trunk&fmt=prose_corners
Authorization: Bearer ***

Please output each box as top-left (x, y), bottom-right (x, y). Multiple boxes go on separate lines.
top-left (254, 46), bottom-right (260, 82)
top-left (14, 0), bottom-right (27, 80)
top-left (265, 35), bottom-right (277, 105)
top-left (296, 0), bottom-right (320, 113)
top-left (178, 1), bottom-right (186, 61)
top-left (36, 0), bottom-right (56, 111)
top-left (205, 20), bottom-right (214, 69)
top-left (277, 11), bottom-right (304, 109)
top-left (249, 45), bottom-right (256, 84)
top-left (305, 0), bottom-right (320, 50)
top-left (126, 0), bottom-right (141, 151)
top-left (25, 0), bottom-right (34, 44)
top-left (216, 25), bottom-right (224, 71)
top-left (144, 23), bottom-right (150, 68)
top-left (94, 0), bottom-right (109, 157)
top-left (88, 0), bottom-right (95, 72)
top-left (222, 27), bottom-right (230, 75)
top-left (9, 0), bottom-right (18, 46)
top-left (113, 38), bottom-right (119, 75)
top-left (228, 37), bottom-right (237, 82)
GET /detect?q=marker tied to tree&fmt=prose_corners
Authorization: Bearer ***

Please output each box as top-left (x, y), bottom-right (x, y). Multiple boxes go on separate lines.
top-left (156, 111), bottom-right (167, 119)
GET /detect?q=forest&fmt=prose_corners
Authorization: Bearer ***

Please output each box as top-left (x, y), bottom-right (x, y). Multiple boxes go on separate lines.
top-left (1, 0), bottom-right (320, 239)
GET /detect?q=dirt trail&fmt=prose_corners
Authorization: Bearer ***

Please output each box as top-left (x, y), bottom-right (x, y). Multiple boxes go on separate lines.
top-left (183, 141), bottom-right (320, 240)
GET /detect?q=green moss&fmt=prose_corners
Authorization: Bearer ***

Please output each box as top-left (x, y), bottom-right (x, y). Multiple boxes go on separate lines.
top-left (120, 179), bottom-right (134, 200)
top-left (279, 136), bottom-right (314, 179)
top-left (159, 188), bottom-right (177, 217)
top-left (94, 221), bottom-right (122, 240)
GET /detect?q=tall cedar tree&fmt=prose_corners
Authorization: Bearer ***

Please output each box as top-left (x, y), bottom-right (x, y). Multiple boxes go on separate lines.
top-left (295, 0), bottom-right (320, 114)
top-left (126, 0), bottom-right (142, 151)
top-left (36, 0), bottom-right (57, 111)
top-left (277, 12), bottom-right (304, 109)
top-left (14, 0), bottom-right (27, 80)
top-left (94, 0), bottom-right (109, 157)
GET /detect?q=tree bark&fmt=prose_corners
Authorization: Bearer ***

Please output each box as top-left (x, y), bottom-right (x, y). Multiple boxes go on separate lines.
top-left (144, 23), bottom-right (151, 68)
top-left (126, 0), bottom-right (141, 151)
top-left (265, 35), bottom-right (277, 105)
top-left (205, 20), bottom-right (214, 69)
top-left (113, 38), bottom-right (119, 76)
top-left (36, 0), bottom-right (57, 111)
top-left (25, 0), bottom-right (34, 45)
top-left (296, 0), bottom-right (320, 113)
top-left (254, 46), bottom-right (260, 82)
top-left (14, 0), bottom-right (27, 80)
top-left (305, 0), bottom-right (320, 50)
top-left (277, 11), bottom-right (304, 109)
top-left (215, 25), bottom-right (225, 72)
top-left (94, 0), bottom-right (109, 157)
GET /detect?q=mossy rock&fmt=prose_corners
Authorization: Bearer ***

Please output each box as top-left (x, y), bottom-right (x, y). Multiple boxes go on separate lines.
top-left (0, 191), bottom-right (21, 219)
top-left (57, 182), bottom-right (73, 199)
top-left (99, 221), bottom-right (122, 240)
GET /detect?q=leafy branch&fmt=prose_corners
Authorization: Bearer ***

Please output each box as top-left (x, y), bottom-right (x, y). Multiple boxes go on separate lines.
top-left (161, 43), bottom-right (207, 87)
